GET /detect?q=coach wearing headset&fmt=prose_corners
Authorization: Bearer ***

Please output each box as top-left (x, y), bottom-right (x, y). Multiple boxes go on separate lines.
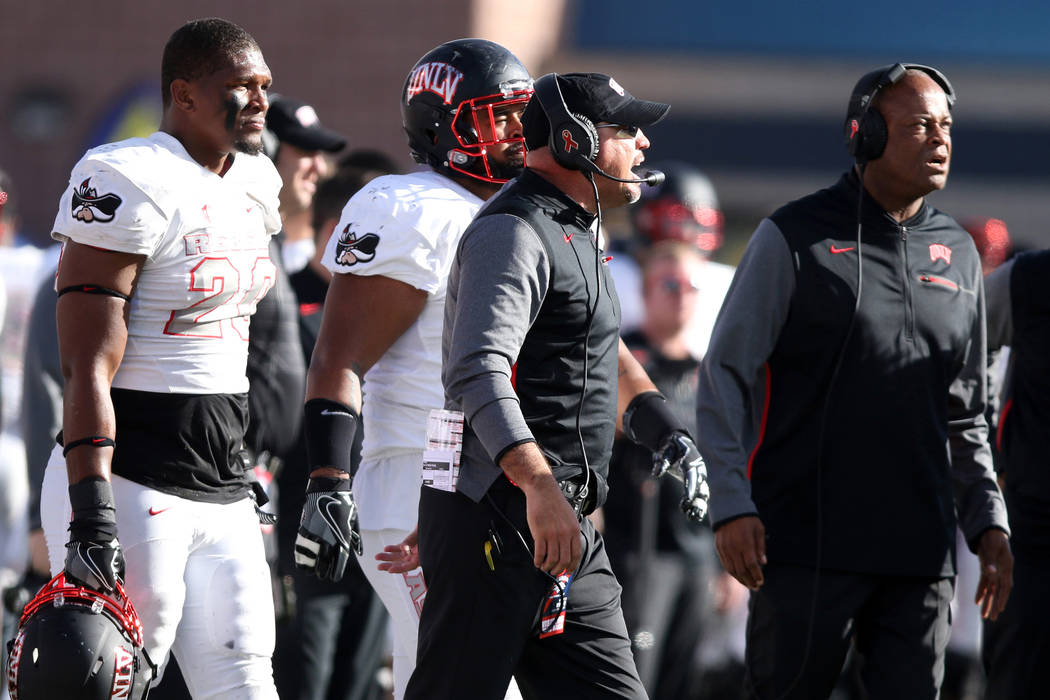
top-left (404, 73), bottom-right (709, 699)
top-left (697, 64), bottom-right (1013, 699)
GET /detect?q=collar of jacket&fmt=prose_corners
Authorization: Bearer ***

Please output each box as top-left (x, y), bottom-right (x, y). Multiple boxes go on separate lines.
top-left (518, 168), bottom-right (598, 229)
top-left (838, 168), bottom-right (934, 232)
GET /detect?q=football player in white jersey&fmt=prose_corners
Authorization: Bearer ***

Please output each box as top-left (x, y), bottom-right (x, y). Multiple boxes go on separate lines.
top-left (38, 18), bottom-right (282, 700)
top-left (293, 39), bottom-right (532, 700)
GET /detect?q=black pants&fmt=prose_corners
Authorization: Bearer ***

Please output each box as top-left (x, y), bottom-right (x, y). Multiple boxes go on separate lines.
top-left (288, 568), bottom-right (389, 700)
top-left (982, 546), bottom-right (1050, 700)
top-left (617, 551), bottom-right (712, 698)
top-left (744, 563), bottom-right (953, 700)
top-left (406, 479), bottom-right (647, 700)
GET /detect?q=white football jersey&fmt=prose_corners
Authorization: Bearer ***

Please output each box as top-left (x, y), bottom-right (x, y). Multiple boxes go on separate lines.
top-left (322, 170), bottom-right (483, 461)
top-left (52, 132), bottom-right (282, 394)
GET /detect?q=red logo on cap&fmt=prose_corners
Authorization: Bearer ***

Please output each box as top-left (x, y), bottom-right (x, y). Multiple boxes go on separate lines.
top-left (849, 119), bottom-right (859, 141)
top-left (561, 129), bottom-right (579, 154)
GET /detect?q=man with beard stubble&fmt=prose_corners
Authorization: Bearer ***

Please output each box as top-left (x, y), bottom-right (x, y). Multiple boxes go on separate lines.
top-left (293, 39), bottom-right (534, 700)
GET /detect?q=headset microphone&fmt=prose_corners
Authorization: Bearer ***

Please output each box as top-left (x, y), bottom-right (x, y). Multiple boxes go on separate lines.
top-left (593, 168), bottom-right (665, 186)
top-left (645, 170), bottom-right (665, 187)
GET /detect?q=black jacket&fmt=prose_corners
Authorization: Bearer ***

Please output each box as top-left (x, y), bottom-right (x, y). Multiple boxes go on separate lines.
top-left (699, 171), bottom-right (1008, 577)
top-left (444, 169), bottom-right (620, 508)
top-left (988, 250), bottom-right (1050, 552)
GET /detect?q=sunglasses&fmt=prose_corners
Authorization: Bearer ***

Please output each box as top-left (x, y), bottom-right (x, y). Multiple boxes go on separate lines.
top-left (655, 276), bottom-right (701, 295)
top-left (596, 123), bottom-right (640, 139)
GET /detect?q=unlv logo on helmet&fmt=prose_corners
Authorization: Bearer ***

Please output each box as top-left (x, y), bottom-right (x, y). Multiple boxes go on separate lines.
top-left (6, 629), bottom-right (25, 700)
top-left (401, 39), bottom-right (533, 185)
top-left (405, 62), bottom-right (465, 105)
top-left (110, 646), bottom-right (134, 698)
top-left (6, 573), bottom-right (155, 700)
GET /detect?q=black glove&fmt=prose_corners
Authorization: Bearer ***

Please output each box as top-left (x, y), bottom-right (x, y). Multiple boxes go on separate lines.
top-left (65, 476), bottom-right (124, 593)
top-left (652, 432), bottom-right (710, 523)
top-left (295, 477), bottom-right (363, 582)
top-left (64, 538), bottom-right (125, 593)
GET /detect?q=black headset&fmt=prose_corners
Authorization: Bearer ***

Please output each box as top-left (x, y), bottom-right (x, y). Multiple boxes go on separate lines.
top-left (752, 63), bottom-right (957, 700)
top-left (533, 73), bottom-right (601, 174)
top-left (532, 73), bottom-right (665, 187)
top-left (844, 63), bottom-right (956, 163)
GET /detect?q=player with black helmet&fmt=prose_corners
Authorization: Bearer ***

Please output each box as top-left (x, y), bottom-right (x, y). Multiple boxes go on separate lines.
top-left (293, 38), bottom-right (532, 700)
top-left (400, 38), bottom-right (533, 184)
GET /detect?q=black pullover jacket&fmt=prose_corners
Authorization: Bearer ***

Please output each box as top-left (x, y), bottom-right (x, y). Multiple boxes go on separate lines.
top-left (698, 171), bottom-right (1008, 577)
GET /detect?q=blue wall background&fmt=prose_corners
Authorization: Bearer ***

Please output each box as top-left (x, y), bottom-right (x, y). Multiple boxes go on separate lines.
top-left (573, 1), bottom-right (1050, 64)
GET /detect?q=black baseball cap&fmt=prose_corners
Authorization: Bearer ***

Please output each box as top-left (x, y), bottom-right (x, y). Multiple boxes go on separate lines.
top-left (560, 72), bottom-right (669, 127)
top-left (265, 95), bottom-right (347, 153)
top-left (524, 72), bottom-right (670, 149)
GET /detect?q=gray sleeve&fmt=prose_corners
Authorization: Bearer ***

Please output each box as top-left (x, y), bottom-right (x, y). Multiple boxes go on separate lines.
top-left (697, 218), bottom-right (795, 528)
top-left (444, 213), bottom-right (549, 462)
top-left (245, 239), bottom-right (307, 461)
top-left (22, 270), bottom-right (63, 531)
top-left (983, 259), bottom-right (1014, 431)
top-left (950, 263), bottom-right (1010, 545)
top-left (984, 259), bottom-right (1014, 353)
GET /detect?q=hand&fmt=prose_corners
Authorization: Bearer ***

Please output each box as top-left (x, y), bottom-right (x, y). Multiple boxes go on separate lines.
top-left (376, 527), bottom-right (420, 574)
top-left (29, 530), bottom-right (50, 577)
top-left (295, 478), bottom-right (363, 582)
top-left (975, 528), bottom-right (1013, 620)
top-left (522, 476), bottom-right (582, 576)
top-left (652, 432), bottom-right (710, 522)
top-left (64, 537), bottom-right (125, 593)
top-left (714, 515), bottom-right (767, 590)
top-left (712, 570), bottom-right (751, 614)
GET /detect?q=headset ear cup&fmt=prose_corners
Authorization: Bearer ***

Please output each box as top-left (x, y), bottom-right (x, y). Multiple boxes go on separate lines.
top-left (547, 121), bottom-right (577, 169)
top-left (534, 73), bottom-right (602, 173)
top-left (549, 114), bottom-right (599, 173)
top-left (571, 112), bottom-right (600, 168)
top-left (845, 117), bottom-right (862, 158)
top-left (578, 114), bottom-right (599, 161)
top-left (858, 110), bottom-right (888, 162)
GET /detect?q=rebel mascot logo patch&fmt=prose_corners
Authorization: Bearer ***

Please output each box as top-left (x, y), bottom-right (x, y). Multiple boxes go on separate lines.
top-left (334, 223), bottom-right (380, 266)
top-left (72, 177), bottom-right (122, 223)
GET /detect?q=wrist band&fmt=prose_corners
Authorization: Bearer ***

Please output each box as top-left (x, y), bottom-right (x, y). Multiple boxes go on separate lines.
top-left (306, 476), bottom-right (352, 493)
top-left (304, 398), bottom-right (359, 475)
top-left (68, 476), bottom-right (118, 542)
top-left (622, 391), bottom-right (688, 452)
top-left (62, 435), bottom-right (116, 457)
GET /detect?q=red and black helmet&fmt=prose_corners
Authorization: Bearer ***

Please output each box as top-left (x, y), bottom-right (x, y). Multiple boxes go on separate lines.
top-left (401, 38), bottom-right (533, 184)
top-left (631, 162), bottom-right (724, 255)
top-left (6, 572), bottom-right (156, 700)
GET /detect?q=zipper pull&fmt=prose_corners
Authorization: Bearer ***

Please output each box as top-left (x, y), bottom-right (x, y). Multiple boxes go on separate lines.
top-left (899, 225), bottom-right (908, 241)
